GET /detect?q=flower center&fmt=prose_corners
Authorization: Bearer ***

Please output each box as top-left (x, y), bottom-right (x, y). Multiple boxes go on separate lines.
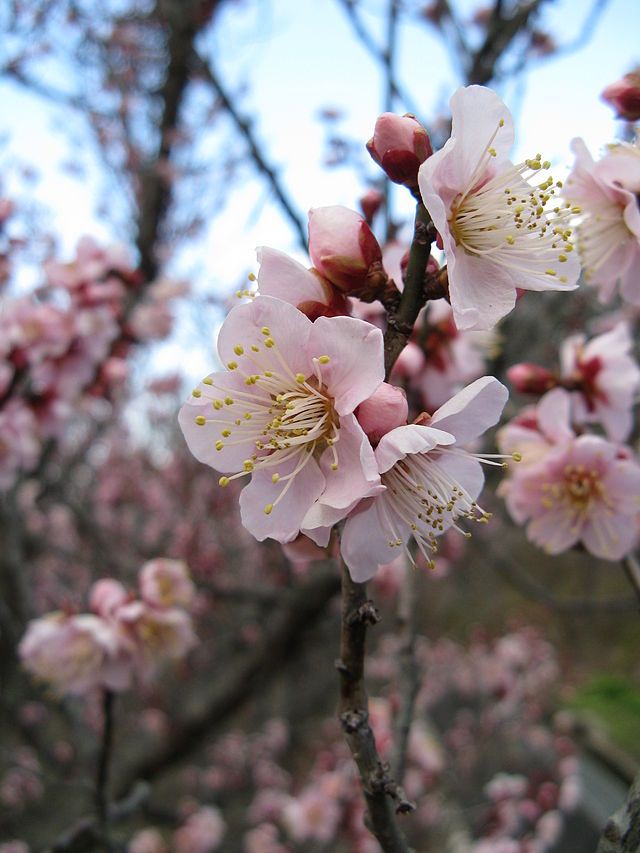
top-left (542, 463), bottom-right (606, 517)
top-left (448, 122), bottom-right (577, 283)
top-left (190, 326), bottom-right (338, 515)
top-left (573, 196), bottom-right (633, 282)
top-left (377, 449), bottom-right (494, 568)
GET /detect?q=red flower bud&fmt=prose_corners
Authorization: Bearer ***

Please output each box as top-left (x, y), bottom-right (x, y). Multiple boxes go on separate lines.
top-left (367, 113), bottom-right (432, 187)
top-left (507, 363), bottom-right (557, 395)
top-left (602, 70), bottom-right (640, 121)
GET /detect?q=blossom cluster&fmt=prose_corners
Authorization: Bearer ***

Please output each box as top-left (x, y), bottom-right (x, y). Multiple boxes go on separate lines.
top-left (500, 320), bottom-right (640, 560)
top-left (19, 558), bottom-right (196, 695)
top-left (0, 232), bottom-right (184, 490)
top-left (179, 84), bottom-right (618, 581)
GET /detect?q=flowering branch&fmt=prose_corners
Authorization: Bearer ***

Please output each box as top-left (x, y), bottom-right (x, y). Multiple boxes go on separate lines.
top-left (337, 562), bottom-right (414, 852)
top-left (384, 202), bottom-right (439, 376)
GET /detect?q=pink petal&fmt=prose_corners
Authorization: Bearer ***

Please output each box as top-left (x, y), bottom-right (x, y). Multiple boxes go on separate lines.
top-left (178, 371), bottom-right (271, 474)
top-left (239, 452), bottom-right (325, 543)
top-left (582, 511), bottom-right (639, 561)
top-left (341, 498), bottom-right (409, 582)
top-left (375, 425), bottom-right (455, 474)
top-left (448, 85), bottom-right (515, 179)
top-left (447, 249), bottom-right (518, 331)
top-left (315, 413), bottom-right (381, 510)
top-left (256, 247), bottom-right (328, 305)
top-left (430, 376), bottom-right (508, 445)
top-left (307, 315), bottom-right (384, 415)
top-left (217, 296), bottom-right (313, 378)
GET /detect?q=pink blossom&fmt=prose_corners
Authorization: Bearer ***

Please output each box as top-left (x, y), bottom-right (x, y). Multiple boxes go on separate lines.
top-left (282, 786), bottom-right (342, 844)
top-left (308, 205), bottom-right (383, 294)
top-left (359, 187), bottom-right (384, 222)
top-left (128, 828), bottom-right (169, 853)
top-left (115, 601), bottom-right (196, 680)
top-left (341, 376), bottom-right (509, 581)
top-left (507, 363), bottom-right (557, 395)
top-left (89, 579), bottom-right (129, 617)
top-left (139, 558), bottom-right (195, 609)
top-left (501, 433), bottom-right (640, 559)
top-left (563, 138), bottom-right (640, 304)
top-left (256, 246), bottom-right (349, 320)
top-left (367, 112), bottom-right (432, 186)
top-left (356, 382), bottom-right (408, 444)
top-left (243, 823), bottom-right (289, 853)
top-left (602, 69), bottom-right (640, 120)
top-left (497, 388), bottom-right (574, 478)
top-left (19, 612), bottom-right (132, 695)
top-left (0, 400), bottom-right (40, 489)
top-left (418, 86), bottom-right (579, 330)
top-left (179, 296), bottom-right (384, 544)
top-left (173, 806), bottom-right (226, 853)
top-left (559, 321), bottom-right (640, 441)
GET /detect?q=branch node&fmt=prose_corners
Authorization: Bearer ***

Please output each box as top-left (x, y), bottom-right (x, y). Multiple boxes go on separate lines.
top-left (346, 600), bottom-right (381, 627)
top-left (340, 708), bottom-right (368, 733)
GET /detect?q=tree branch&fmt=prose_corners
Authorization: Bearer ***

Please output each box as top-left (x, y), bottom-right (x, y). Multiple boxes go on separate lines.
top-left (193, 52), bottom-right (309, 252)
top-left (337, 562), bottom-right (414, 852)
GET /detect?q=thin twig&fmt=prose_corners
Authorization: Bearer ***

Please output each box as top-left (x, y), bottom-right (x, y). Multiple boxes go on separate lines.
top-left (337, 562), bottom-right (414, 852)
top-left (193, 52), bottom-right (308, 252)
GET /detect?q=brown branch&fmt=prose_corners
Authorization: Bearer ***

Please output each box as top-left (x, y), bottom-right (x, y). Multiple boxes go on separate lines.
top-left (465, 0), bottom-right (549, 85)
top-left (384, 202), bottom-right (437, 377)
top-left (193, 52), bottom-right (309, 252)
top-left (337, 562), bottom-right (414, 852)
top-left (134, 0), bottom-right (205, 283)
top-left (622, 553), bottom-right (640, 608)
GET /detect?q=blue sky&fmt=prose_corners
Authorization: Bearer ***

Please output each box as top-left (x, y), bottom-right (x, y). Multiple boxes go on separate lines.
top-left (1, 0), bottom-right (638, 375)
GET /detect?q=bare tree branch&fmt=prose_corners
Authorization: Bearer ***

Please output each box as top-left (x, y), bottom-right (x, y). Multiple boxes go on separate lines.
top-left (193, 52), bottom-right (309, 252)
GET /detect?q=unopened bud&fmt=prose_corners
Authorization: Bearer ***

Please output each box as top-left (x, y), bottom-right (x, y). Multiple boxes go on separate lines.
top-left (367, 113), bottom-right (432, 187)
top-left (356, 382), bottom-right (408, 444)
top-left (308, 205), bottom-right (383, 294)
top-left (602, 70), bottom-right (640, 121)
top-left (507, 363), bottom-right (557, 395)
top-left (359, 188), bottom-right (385, 224)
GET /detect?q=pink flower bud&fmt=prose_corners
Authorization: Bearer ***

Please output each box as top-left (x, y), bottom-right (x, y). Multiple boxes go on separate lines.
top-left (507, 363), bottom-right (557, 395)
top-left (359, 188), bottom-right (384, 223)
top-left (602, 70), bottom-right (640, 121)
top-left (367, 113), bottom-right (432, 187)
top-left (90, 579), bottom-right (128, 618)
top-left (308, 205), bottom-right (383, 294)
top-left (356, 382), bottom-right (408, 444)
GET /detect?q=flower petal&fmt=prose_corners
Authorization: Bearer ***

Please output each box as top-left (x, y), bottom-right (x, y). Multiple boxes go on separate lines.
top-left (308, 315), bottom-right (384, 415)
top-left (257, 247), bottom-right (328, 305)
top-left (341, 498), bottom-right (409, 582)
top-left (375, 425), bottom-right (455, 474)
top-left (239, 452), bottom-right (325, 543)
top-left (430, 376), bottom-right (508, 445)
top-left (217, 296), bottom-right (313, 377)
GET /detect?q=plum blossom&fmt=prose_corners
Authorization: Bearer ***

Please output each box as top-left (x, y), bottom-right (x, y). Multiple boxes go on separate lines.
top-left (139, 558), bottom-right (195, 609)
top-left (19, 612), bottom-right (131, 695)
top-left (173, 806), bottom-right (226, 853)
top-left (341, 376), bottom-right (509, 581)
top-left (418, 85), bottom-right (579, 330)
top-left (558, 321), bottom-right (640, 441)
top-left (563, 138), bottom-right (640, 304)
top-left (255, 246), bottom-right (348, 319)
top-left (500, 430), bottom-right (640, 560)
top-left (116, 600), bottom-right (196, 681)
top-left (179, 296), bottom-right (384, 544)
